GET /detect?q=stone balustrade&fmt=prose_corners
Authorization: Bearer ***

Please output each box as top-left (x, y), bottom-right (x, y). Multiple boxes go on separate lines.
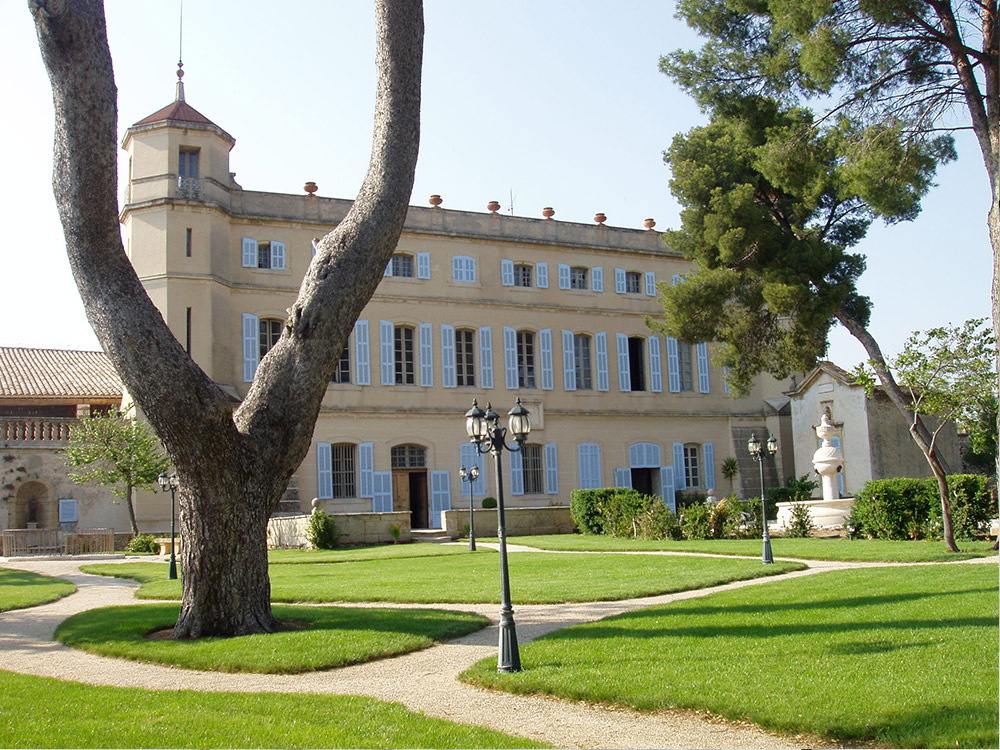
top-left (1, 418), bottom-right (77, 447)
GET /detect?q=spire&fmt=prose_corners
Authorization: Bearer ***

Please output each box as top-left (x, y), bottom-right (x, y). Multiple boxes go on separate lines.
top-left (174, 0), bottom-right (185, 102)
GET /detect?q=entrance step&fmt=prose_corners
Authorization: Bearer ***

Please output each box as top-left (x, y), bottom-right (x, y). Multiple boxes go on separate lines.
top-left (410, 529), bottom-right (453, 544)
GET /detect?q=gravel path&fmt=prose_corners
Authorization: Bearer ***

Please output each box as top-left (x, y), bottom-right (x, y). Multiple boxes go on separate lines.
top-left (2, 550), bottom-right (993, 749)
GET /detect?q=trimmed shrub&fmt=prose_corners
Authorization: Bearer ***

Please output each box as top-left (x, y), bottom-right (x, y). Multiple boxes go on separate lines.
top-left (481, 497), bottom-right (497, 509)
top-left (124, 534), bottom-right (158, 554)
top-left (570, 488), bottom-right (610, 535)
top-left (930, 474), bottom-right (995, 539)
top-left (786, 502), bottom-right (815, 538)
top-left (306, 509), bottom-right (340, 550)
top-left (571, 488), bottom-right (681, 539)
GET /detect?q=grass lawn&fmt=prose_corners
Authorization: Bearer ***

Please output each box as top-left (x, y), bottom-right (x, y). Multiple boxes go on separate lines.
top-left (463, 564), bottom-right (999, 749)
top-left (509, 534), bottom-right (997, 562)
top-left (55, 603), bottom-right (486, 673)
top-left (83, 553), bottom-right (805, 604)
top-left (267, 544), bottom-right (470, 564)
top-left (0, 567), bottom-right (76, 612)
top-left (0, 670), bottom-right (546, 749)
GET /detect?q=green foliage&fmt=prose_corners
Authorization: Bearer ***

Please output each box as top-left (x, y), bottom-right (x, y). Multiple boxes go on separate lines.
top-left (786, 503), bottom-right (815, 538)
top-left (388, 523), bottom-right (401, 542)
top-left (480, 496), bottom-right (497, 509)
top-left (305, 510), bottom-right (340, 550)
top-left (720, 456), bottom-right (739, 481)
top-left (569, 489), bottom-right (610, 534)
top-left (571, 488), bottom-right (681, 539)
top-left (852, 475), bottom-right (994, 540)
top-left (124, 534), bottom-right (158, 554)
top-left (962, 393), bottom-right (998, 477)
top-left (679, 503), bottom-right (713, 539)
top-left (635, 500), bottom-right (683, 541)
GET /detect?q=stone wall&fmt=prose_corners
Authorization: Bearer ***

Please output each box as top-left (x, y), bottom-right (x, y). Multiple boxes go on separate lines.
top-left (442, 505), bottom-right (576, 539)
top-left (266, 511), bottom-right (412, 548)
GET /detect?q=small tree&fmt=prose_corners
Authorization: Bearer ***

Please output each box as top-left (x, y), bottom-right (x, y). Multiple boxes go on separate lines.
top-left (63, 411), bottom-right (169, 535)
top-left (856, 319), bottom-right (997, 552)
top-left (721, 457), bottom-right (740, 495)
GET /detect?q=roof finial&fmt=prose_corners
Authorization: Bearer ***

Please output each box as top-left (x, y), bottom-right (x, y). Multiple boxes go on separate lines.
top-left (175, 0), bottom-right (185, 102)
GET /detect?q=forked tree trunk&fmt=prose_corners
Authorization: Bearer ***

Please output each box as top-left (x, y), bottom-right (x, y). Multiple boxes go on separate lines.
top-left (31, 0), bottom-right (423, 636)
top-left (835, 308), bottom-right (960, 552)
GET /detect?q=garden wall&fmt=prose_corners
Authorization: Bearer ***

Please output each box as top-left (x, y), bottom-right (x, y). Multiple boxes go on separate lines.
top-left (266, 511), bottom-right (412, 548)
top-left (441, 505), bottom-right (575, 539)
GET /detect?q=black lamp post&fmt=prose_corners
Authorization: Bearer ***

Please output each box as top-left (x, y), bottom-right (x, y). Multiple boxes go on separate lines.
top-left (465, 398), bottom-right (530, 673)
top-left (747, 433), bottom-right (777, 564)
top-left (458, 464), bottom-right (480, 552)
top-left (157, 471), bottom-right (179, 579)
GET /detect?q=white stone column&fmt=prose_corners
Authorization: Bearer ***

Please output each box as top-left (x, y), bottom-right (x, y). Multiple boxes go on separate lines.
top-left (812, 413), bottom-right (843, 502)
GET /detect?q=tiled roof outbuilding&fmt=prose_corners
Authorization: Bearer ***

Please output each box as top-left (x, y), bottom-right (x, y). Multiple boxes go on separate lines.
top-left (0, 348), bottom-right (123, 399)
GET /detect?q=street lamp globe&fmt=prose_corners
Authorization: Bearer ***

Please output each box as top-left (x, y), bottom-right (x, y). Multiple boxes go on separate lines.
top-left (747, 433), bottom-right (761, 458)
top-left (766, 434), bottom-right (778, 456)
top-left (465, 401), bottom-right (487, 441)
top-left (507, 398), bottom-right (531, 441)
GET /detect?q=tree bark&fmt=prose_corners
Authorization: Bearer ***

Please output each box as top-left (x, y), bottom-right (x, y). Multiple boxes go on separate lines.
top-left (125, 483), bottom-right (138, 537)
top-left (835, 308), bottom-right (959, 552)
top-left (30, 0), bottom-right (423, 636)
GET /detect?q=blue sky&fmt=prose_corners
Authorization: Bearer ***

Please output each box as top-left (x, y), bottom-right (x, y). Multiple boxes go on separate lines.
top-left (2, 1), bottom-right (991, 369)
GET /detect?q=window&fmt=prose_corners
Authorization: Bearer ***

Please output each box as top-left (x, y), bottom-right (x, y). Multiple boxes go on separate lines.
top-left (626, 271), bottom-right (642, 294)
top-left (521, 443), bottom-right (545, 495)
top-left (178, 148), bottom-right (199, 179)
top-left (452, 255), bottom-right (476, 282)
top-left (627, 336), bottom-right (646, 391)
top-left (242, 238), bottom-right (286, 270)
top-left (570, 267), bottom-right (588, 290)
top-left (391, 444), bottom-right (427, 469)
top-left (679, 342), bottom-right (694, 392)
top-left (517, 330), bottom-right (536, 388)
top-left (456, 329), bottom-right (476, 387)
top-left (514, 264), bottom-right (533, 287)
top-left (331, 443), bottom-right (356, 499)
top-left (331, 346), bottom-right (350, 384)
top-left (185, 228), bottom-right (192, 257)
top-left (683, 444), bottom-right (700, 488)
top-left (259, 318), bottom-right (282, 361)
top-left (390, 253), bottom-right (413, 278)
top-left (574, 334), bottom-right (593, 390)
top-left (394, 325), bottom-right (415, 385)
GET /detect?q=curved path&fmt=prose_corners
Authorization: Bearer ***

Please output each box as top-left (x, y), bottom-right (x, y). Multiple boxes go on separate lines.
top-left (1, 550), bottom-right (992, 749)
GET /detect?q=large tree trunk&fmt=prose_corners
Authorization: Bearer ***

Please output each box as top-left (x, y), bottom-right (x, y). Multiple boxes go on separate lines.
top-left (835, 308), bottom-right (960, 552)
top-left (31, 0), bottom-right (423, 636)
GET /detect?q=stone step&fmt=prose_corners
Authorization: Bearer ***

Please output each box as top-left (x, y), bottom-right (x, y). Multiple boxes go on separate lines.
top-left (410, 529), bottom-right (452, 544)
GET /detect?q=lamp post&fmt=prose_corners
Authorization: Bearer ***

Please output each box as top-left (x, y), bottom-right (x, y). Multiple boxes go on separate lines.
top-left (157, 472), bottom-right (179, 579)
top-left (465, 398), bottom-right (530, 672)
top-left (747, 433), bottom-right (777, 564)
top-left (458, 464), bottom-right (480, 552)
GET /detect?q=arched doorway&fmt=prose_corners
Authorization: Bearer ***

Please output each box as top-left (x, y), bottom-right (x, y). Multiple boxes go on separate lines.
top-left (12, 481), bottom-right (52, 529)
top-left (391, 444), bottom-right (429, 529)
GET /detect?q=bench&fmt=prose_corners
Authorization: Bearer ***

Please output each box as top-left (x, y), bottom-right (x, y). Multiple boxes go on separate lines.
top-left (154, 537), bottom-right (181, 556)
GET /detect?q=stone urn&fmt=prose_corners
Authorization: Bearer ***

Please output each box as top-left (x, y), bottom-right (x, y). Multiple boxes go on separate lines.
top-left (429, 194), bottom-right (443, 207)
top-left (542, 206), bottom-right (555, 219)
top-left (594, 212), bottom-right (607, 225)
top-left (487, 200), bottom-right (501, 213)
top-left (644, 218), bottom-right (656, 230)
top-left (303, 181), bottom-right (318, 195)
top-left (812, 413), bottom-right (844, 501)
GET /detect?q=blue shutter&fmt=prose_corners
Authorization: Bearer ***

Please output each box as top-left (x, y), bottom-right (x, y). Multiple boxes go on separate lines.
top-left (452, 256), bottom-right (461, 281)
top-left (540, 329), bottom-right (554, 390)
top-left (417, 251), bottom-right (431, 279)
top-left (723, 365), bottom-right (732, 395)
top-left (503, 326), bottom-right (518, 390)
top-left (616, 333), bottom-right (631, 392)
top-left (660, 466), bottom-right (677, 513)
top-left (316, 442), bottom-right (332, 499)
top-left (384, 261), bottom-right (393, 277)
top-left (703, 442), bottom-right (716, 490)
top-left (501, 259), bottom-right (514, 286)
top-left (673, 273), bottom-right (682, 285)
top-left (441, 325), bottom-right (456, 388)
top-left (373, 471), bottom-right (393, 513)
top-left (697, 342), bottom-right (711, 393)
top-left (614, 468), bottom-right (632, 488)
top-left (459, 443), bottom-right (486, 496)
top-left (536, 262), bottom-right (549, 288)
top-left (359, 442), bottom-right (374, 498)
top-left (673, 442), bottom-right (686, 490)
top-left (645, 271), bottom-right (656, 296)
top-left (577, 443), bottom-right (602, 489)
top-left (562, 330), bottom-right (576, 391)
top-left (545, 443), bottom-right (559, 494)
top-left (419, 323), bottom-right (434, 387)
top-left (354, 320), bottom-right (371, 386)
top-left (666, 336), bottom-right (681, 393)
top-left (380, 320), bottom-right (395, 386)
top-left (241, 238), bottom-right (257, 268)
top-left (479, 326), bottom-right (494, 389)
top-left (270, 241), bottom-right (286, 270)
top-left (649, 335), bottom-right (663, 393)
top-left (591, 267), bottom-right (604, 292)
top-left (614, 268), bottom-right (626, 294)
top-left (242, 313), bottom-right (259, 382)
top-left (595, 332), bottom-right (610, 392)
top-left (430, 470), bottom-right (451, 527)
top-left (558, 264), bottom-right (571, 290)
top-left (509, 448), bottom-right (524, 495)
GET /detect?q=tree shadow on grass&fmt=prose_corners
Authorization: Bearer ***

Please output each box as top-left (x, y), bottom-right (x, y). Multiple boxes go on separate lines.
top-left (833, 700), bottom-right (998, 748)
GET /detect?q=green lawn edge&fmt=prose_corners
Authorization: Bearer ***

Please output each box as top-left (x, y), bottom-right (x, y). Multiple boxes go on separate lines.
top-left (461, 564), bottom-right (999, 749)
top-left (55, 602), bottom-right (487, 673)
top-left (508, 534), bottom-right (998, 562)
top-left (0, 669), bottom-right (547, 749)
top-left (0, 567), bottom-right (77, 612)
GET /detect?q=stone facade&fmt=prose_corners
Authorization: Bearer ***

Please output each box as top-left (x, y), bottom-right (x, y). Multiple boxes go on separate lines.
top-left (442, 505), bottom-right (576, 539)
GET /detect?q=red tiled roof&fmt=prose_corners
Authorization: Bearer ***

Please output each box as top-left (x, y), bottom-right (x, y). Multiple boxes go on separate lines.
top-left (132, 100), bottom-right (216, 127)
top-left (0, 348), bottom-right (123, 400)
